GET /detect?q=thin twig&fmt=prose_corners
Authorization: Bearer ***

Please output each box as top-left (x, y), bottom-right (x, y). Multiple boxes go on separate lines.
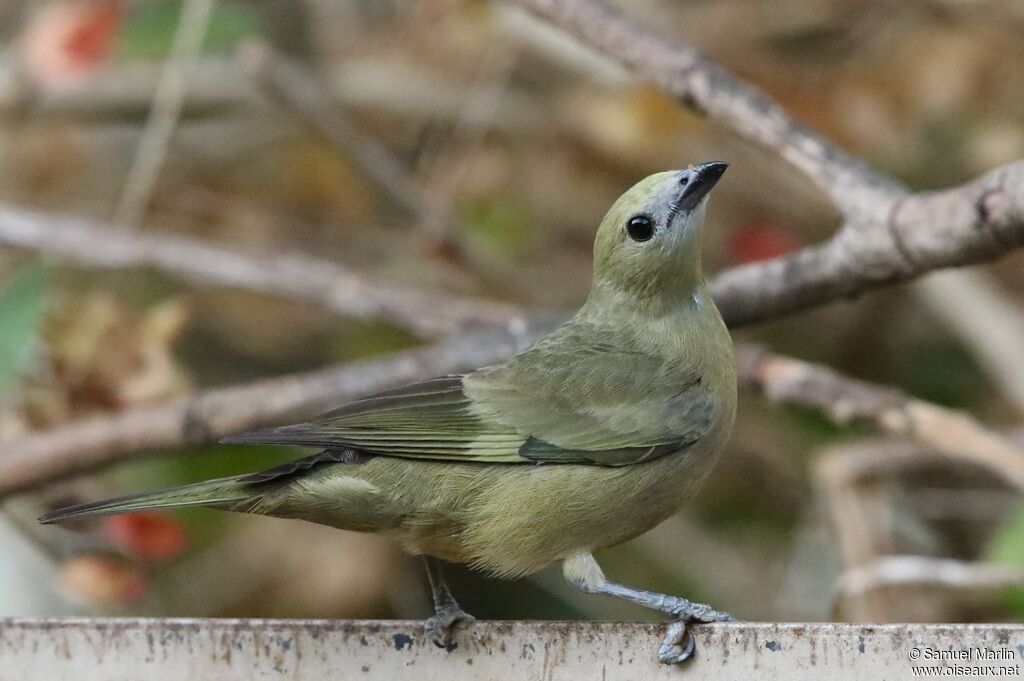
top-left (239, 44), bottom-right (527, 293)
top-left (113, 0), bottom-right (216, 227)
top-left (240, 45), bottom-right (469, 253)
top-left (239, 44), bottom-right (430, 223)
top-left (739, 347), bottom-right (1024, 490)
top-left (836, 555), bottom-right (1024, 602)
top-left (412, 44), bottom-right (521, 235)
top-left (0, 201), bottom-right (522, 337)
top-left (0, 58), bottom-right (542, 131)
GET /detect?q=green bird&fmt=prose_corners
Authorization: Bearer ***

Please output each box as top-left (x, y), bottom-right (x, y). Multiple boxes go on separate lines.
top-left (40, 162), bottom-right (737, 664)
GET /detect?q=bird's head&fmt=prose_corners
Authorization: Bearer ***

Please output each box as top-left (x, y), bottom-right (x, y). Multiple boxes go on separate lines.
top-left (591, 162), bottom-right (727, 307)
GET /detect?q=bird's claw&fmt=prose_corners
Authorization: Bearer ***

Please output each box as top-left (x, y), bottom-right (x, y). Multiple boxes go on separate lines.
top-left (658, 619), bottom-right (696, 665)
top-left (657, 605), bottom-right (735, 665)
top-left (425, 607), bottom-right (476, 650)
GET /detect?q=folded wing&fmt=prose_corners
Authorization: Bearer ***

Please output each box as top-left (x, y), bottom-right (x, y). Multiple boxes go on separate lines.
top-left (226, 325), bottom-right (717, 467)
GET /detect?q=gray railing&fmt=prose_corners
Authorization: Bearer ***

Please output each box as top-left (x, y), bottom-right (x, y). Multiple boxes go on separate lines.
top-left (0, 619), bottom-right (1021, 680)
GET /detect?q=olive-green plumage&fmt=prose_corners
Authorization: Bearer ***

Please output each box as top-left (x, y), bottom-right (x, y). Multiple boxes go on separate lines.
top-left (41, 164), bottom-right (737, 650)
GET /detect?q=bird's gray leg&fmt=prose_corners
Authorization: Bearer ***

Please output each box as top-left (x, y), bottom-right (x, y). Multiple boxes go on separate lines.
top-left (562, 552), bottom-right (733, 664)
top-left (423, 556), bottom-right (476, 650)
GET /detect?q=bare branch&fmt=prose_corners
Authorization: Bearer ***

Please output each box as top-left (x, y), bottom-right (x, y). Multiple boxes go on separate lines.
top-left (511, 0), bottom-right (1024, 326)
top-left (3, 337), bottom-right (1021, 498)
top-left (711, 162), bottom-right (1024, 327)
top-left (509, 0), bottom-right (899, 213)
top-left (0, 326), bottom-right (545, 497)
top-left (738, 346), bottom-right (1024, 490)
top-left (0, 58), bottom-right (541, 131)
top-left (836, 555), bottom-right (1024, 601)
top-left (0, 201), bottom-right (521, 337)
top-left (8, 157), bottom-right (1024, 337)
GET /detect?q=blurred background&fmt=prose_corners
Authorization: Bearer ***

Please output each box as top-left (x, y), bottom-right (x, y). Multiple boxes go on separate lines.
top-left (2, 0), bottom-right (1024, 625)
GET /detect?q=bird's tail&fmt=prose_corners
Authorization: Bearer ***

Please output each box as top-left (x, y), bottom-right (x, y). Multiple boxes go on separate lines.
top-left (38, 475), bottom-right (254, 525)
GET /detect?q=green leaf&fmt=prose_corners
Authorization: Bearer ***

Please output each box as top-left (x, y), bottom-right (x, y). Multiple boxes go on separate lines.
top-left (0, 265), bottom-right (49, 393)
top-left (985, 502), bottom-right (1024, 617)
top-left (118, 1), bottom-right (262, 60)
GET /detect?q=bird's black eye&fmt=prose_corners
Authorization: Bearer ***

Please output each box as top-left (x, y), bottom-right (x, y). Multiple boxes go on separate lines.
top-left (679, 175), bottom-right (689, 187)
top-left (626, 215), bottom-right (654, 242)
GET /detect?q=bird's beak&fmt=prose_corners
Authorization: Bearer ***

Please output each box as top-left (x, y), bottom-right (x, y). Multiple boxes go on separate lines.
top-left (675, 161), bottom-right (728, 211)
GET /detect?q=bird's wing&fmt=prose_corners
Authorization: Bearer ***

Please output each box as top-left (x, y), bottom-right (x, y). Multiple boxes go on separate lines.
top-left (464, 321), bottom-right (716, 464)
top-left (225, 325), bottom-right (717, 466)
top-left (224, 374), bottom-right (529, 461)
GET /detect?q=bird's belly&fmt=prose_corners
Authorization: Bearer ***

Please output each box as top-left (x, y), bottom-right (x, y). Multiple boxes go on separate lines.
top-left (387, 440), bottom-right (724, 578)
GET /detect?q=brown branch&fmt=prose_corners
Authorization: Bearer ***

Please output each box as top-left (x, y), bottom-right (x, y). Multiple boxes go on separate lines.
top-left (0, 58), bottom-right (540, 131)
top-left (836, 556), bottom-right (1024, 606)
top-left (511, 0), bottom-right (1024, 327)
top-left (0, 325), bottom-right (546, 497)
top-left (8, 155), bottom-right (1024, 337)
top-left (0, 201), bottom-right (521, 337)
top-left (3, 337), bottom-right (1021, 498)
top-left (509, 0), bottom-right (898, 213)
top-left (839, 555), bottom-right (1024, 593)
top-left (711, 162), bottom-right (1024, 326)
top-left (738, 346), bottom-right (1024, 489)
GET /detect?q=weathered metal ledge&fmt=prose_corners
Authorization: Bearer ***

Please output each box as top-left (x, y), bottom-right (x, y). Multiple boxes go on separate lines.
top-left (0, 619), bottom-right (1022, 680)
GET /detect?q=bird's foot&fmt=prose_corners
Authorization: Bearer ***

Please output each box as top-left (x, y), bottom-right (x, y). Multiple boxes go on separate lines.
top-left (658, 620), bottom-right (696, 665)
top-left (425, 605), bottom-right (476, 650)
top-left (657, 603), bottom-right (734, 665)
